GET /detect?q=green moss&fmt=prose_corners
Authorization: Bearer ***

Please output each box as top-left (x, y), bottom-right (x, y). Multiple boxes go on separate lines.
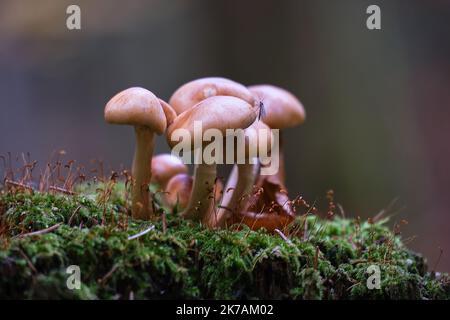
top-left (0, 184), bottom-right (449, 300)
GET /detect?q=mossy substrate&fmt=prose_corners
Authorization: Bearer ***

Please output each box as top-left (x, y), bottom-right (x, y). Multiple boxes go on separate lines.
top-left (0, 183), bottom-right (448, 300)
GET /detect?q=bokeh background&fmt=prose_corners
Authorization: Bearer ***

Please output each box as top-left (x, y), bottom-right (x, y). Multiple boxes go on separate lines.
top-left (1, 0), bottom-right (449, 271)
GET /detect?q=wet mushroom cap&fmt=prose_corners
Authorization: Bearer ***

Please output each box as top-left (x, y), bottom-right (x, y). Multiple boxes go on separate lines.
top-left (166, 96), bottom-right (258, 149)
top-left (151, 154), bottom-right (188, 187)
top-left (169, 77), bottom-right (256, 115)
top-left (104, 87), bottom-right (167, 134)
top-left (248, 85), bottom-right (305, 129)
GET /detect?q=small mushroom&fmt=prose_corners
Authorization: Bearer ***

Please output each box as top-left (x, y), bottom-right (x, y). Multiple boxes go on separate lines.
top-left (104, 87), bottom-right (175, 220)
top-left (151, 154), bottom-right (188, 189)
top-left (164, 173), bottom-right (193, 210)
top-left (167, 95), bottom-right (257, 225)
top-left (248, 85), bottom-right (305, 184)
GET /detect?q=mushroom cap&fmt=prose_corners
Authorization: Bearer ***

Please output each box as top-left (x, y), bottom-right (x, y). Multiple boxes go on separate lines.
top-left (164, 173), bottom-right (193, 209)
top-left (167, 96), bottom-right (258, 149)
top-left (169, 77), bottom-right (255, 115)
top-left (248, 85), bottom-right (305, 129)
top-left (151, 154), bottom-right (188, 187)
top-left (104, 87), bottom-right (167, 134)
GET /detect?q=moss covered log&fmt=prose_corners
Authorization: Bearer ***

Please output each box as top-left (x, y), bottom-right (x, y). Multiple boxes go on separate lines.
top-left (0, 183), bottom-right (449, 300)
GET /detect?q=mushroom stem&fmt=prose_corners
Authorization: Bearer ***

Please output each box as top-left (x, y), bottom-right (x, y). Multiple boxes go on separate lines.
top-left (215, 160), bottom-right (260, 228)
top-left (217, 164), bottom-right (238, 217)
top-left (182, 163), bottom-right (217, 222)
top-left (131, 126), bottom-right (155, 220)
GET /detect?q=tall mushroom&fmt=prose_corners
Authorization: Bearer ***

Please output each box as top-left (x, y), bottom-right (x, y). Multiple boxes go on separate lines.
top-left (104, 87), bottom-right (175, 220)
top-left (248, 85), bottom-right (305, 184)
top-left (167, 96), bottom-right (257, 224)
top-left (167, 77), bottom-right (257, 224)
top-left (223, 84), bottom-right (305, 231)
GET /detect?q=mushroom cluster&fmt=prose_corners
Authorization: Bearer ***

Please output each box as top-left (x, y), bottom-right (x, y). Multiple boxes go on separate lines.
top-left (104, 77), bottom-right (305, 232)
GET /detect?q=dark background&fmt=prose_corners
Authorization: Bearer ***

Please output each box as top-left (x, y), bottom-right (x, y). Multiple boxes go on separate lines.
top-left (1, 0), bottom-right (449, 271)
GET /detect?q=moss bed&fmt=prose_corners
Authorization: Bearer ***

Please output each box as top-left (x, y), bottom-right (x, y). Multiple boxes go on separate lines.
top-left (0, 183), bottom-right (449, 300)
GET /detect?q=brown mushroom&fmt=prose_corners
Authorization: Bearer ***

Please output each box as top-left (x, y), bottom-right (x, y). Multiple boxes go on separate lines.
top-left (104, 87), bottom-right (175, 220)
top-left (248, 85), bottom-right (305, 184)
top-left (220, 84), bottom-right (305, 231)
top-left (167, 95), bottom-right (257, 225)
top-left (167, 77), bottom-right (257, 225)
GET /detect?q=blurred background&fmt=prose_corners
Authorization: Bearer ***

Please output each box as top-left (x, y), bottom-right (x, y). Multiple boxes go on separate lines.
top-left (1, 0), bottom-right (449, 271)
